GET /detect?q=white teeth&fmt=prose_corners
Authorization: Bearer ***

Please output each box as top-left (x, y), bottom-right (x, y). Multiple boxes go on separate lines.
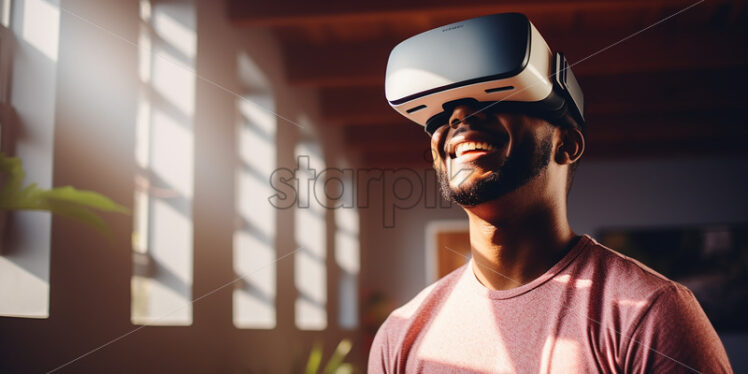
top-left (453, 141), bottom-right (497, 158)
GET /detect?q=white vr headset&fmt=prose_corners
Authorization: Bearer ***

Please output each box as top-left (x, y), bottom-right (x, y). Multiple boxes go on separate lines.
top-left (385, 13), bottom-right (585, 135)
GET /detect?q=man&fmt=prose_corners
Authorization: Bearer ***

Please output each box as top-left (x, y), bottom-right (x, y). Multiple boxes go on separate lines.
top-left (369, 14), bottom-right (732, 372)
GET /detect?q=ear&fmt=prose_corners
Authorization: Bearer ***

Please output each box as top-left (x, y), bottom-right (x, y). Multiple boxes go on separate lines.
top-left (554, 126), bottom-right (585, 165)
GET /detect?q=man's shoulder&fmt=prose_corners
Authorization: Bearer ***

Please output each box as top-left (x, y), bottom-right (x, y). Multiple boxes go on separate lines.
top-left (580, 235), bottom-right (681, 299)
top-left (369, 266), bottom-right (469, 373)
top-left (577, 236), bottom-right (731, 372)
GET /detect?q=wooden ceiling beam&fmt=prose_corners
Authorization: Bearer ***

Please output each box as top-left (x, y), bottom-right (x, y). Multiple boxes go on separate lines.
top-left (284, 30), bottom-right (748, 87)
top-left (318, 87), bottom-right (398, 125)
top-left (227, 0), bottom-right (734, 27)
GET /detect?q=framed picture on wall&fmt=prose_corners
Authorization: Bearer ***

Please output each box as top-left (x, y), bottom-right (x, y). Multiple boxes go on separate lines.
top-left (425, 220), bottom-right (471, 284)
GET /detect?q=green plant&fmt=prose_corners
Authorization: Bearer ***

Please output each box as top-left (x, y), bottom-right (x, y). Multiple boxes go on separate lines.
top-left (305, 338), bottom-right (354, 374)
top-left (0, 153), bottom-right (129, 236)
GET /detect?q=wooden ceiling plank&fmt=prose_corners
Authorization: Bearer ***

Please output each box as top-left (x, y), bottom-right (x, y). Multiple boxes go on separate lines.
top-left (283, 30), bottom-right (748, 87)
top-left (228, 0), bottom-right (737, 27)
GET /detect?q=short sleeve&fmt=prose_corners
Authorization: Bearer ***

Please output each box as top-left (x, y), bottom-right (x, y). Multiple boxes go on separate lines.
top-left (368, 317), bottom-right (393, 374)
top-left (622, 283), bottom-right (733, 373)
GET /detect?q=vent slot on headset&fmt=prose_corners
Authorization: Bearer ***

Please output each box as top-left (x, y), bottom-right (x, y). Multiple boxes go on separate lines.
top-left (406, 104), bottom-right (427, 114)
top-left (485, 86), bottom-right (514, 93)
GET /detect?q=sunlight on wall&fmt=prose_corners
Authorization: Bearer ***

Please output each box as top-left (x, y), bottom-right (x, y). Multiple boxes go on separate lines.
top-left (335, 203), bottom-right (359, 329)
top-left (21, 0), bottom-right (58, 61)
top-left (152, 50), bottom-right (195, 117)
top-left (131, 0), bottom-right (195, 326)
top-left (233, 93), bottom-right (277, 329)
top-left (151, 109), bottom-right (193, 198)
top-left (295, 141), bottom-right (327, 330)
top-left (1, 0), bottom-right (11, 27)
top-left (153, 8), bottom-right (195, 59)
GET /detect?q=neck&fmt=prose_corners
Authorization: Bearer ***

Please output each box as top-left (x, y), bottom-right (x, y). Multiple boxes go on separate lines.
top-left (463, 193), bottom-right (577, 291)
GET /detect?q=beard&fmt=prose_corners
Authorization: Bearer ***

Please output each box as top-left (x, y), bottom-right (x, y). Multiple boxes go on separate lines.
top-left (438, 133), bottom-right (553, 206)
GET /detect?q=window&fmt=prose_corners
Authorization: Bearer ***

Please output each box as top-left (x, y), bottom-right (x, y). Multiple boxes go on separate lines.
top-left (294, 139), bottom-right (327, 330)
top-left (335, 187), bottom-right (359, 329)
top-left (0, 0), bottom-right (59, 319)
top-left (233, 89), bottom-right (277, 329)
top-left (131, 0), bottom-right (196, 326)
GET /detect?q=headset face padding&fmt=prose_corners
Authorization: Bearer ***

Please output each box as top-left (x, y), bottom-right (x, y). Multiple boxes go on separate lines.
top-left (385, 13), bottom-right (585, 135)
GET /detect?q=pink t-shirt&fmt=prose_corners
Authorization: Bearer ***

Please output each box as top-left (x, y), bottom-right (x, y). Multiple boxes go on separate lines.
top-left (368, 235), bottom-right (732, 373)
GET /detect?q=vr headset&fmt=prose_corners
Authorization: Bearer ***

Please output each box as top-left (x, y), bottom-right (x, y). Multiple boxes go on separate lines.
top-left (385, 13), bottom-right (585, 135)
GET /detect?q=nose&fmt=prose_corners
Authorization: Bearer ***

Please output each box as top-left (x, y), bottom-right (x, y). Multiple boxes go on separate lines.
top-left (447, 104), bottom-right (486, 130)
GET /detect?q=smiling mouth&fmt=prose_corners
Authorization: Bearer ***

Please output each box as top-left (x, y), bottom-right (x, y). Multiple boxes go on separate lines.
top-left (449, 141), bottom-right (500, 159)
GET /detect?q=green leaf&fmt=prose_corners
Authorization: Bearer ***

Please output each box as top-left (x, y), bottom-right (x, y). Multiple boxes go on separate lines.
top-left (44, 199), bottom-right (111, 236)
top-left (0, 154), bottom-right (25, 202)
top-left (305, 341), bottom-right (324, 374)
top-left (41, 186), bottom-right (130, 213)
top-left (322, 339), bottom-right (353, 374)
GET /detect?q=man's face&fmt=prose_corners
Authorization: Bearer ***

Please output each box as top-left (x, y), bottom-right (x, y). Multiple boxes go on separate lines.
top-left (431, 104), bottom-right (555, 206)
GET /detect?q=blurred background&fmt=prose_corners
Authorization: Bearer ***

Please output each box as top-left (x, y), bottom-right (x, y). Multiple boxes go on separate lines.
top-left (0, 0), bottom-right (746, 372)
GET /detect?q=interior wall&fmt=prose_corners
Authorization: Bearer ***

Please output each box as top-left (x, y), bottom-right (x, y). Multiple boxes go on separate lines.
top-left (568, 157), bottom-right (748, 235)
